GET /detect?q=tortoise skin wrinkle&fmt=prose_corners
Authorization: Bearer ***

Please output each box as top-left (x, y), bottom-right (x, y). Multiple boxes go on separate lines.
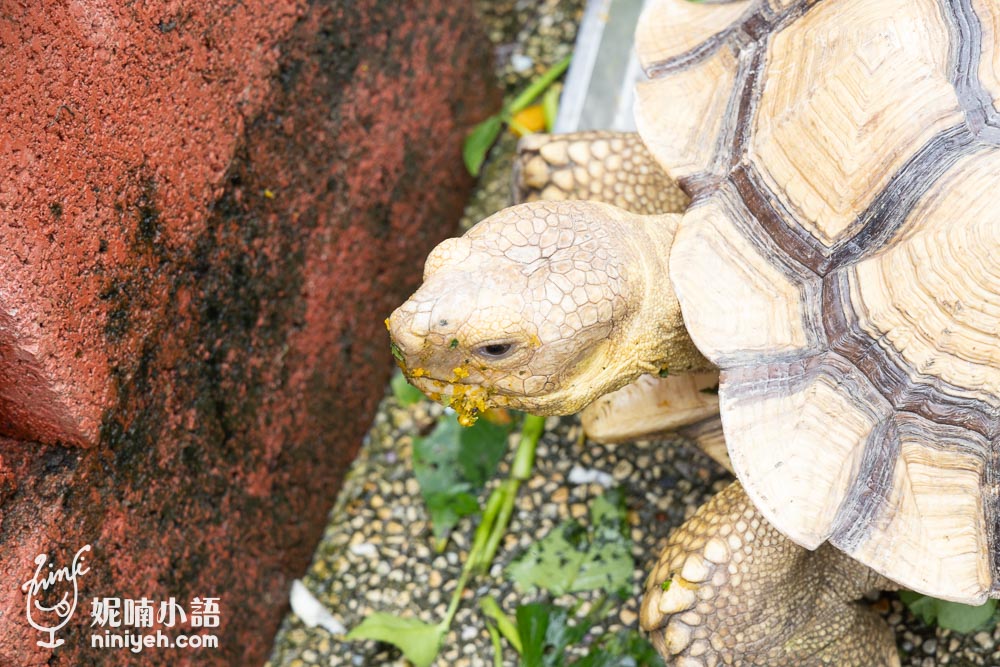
top-left (390, 0), bottom-right (1000, 664)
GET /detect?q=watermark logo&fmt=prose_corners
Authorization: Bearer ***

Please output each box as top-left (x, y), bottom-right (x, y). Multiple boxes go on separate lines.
top-left (20, 544), bottom-right (92, 648)
top-left (19, 544), bottom-right (220, 653)
top-left (90, 597), bottom-right (221, 653)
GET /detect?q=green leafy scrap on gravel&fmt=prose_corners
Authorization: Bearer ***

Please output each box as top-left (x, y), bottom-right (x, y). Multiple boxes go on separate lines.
top-left (507, 488), bottom-right (633, 596)
top-left (899, 592), bottom-right (998, 633)
top-left (346, 613), bottom-right (444, 667)
top-left (412, 412), bottom-right (514, 547)
top-left (463, 115), bottom-right (505, 177)
top-left (463, 55), bottom-right (571, 176)
top-left (517, 601), bottom-right (597, 667)
top-left (542, 84), bottom-right (561, 132)
top-left (350, 414), bottom-right (544, 666)
top-left (516, 599), bottom-right (658, 667)
top-left (390, 370), bottom-right (425, 407)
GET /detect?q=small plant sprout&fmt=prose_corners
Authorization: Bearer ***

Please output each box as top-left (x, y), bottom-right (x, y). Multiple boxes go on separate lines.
top-left (507, 488), bottom-right (633, 597)
top-left (463, 55), bottom-right (571, 177)
top-left (347, 414), bottom-right (545, 667)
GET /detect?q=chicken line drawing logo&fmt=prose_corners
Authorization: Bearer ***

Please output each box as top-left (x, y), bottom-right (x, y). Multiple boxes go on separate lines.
top-left (20, 544), bottom-right (92, 648)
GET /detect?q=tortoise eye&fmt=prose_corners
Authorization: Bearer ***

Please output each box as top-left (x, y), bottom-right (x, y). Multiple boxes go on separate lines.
top-left (476, 342), bottom-right (515, 359)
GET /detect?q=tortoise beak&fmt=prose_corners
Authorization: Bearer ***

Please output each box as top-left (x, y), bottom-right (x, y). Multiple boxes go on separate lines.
top-left (387, 304), bottom-right (423, 361)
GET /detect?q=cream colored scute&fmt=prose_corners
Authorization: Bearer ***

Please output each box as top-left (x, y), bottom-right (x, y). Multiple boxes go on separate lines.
top-left (837, 416), bottom-right (991, 603)
top-left (749, 0), bottom-right (961, 246)
top-left (973, 0), bottom-right (1000, 114)
top-left (581, 371), bottom-right (720, 443)
top-left (850, 148), bottom-right (1000, 405)
top-left (635, 43), bottom-right (739, 181)
top-left (722, 361), bottom-right (889, 549)
top-left (669, 192), bottom-right (816, 365)
top-left (635, 0), bottom-right (751, 70)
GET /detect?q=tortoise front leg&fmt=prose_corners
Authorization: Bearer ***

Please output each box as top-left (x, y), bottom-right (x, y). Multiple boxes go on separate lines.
top-left (514, 131), bottom-right (689, 214)
top-left (642, 481), bottom-right (900, 667)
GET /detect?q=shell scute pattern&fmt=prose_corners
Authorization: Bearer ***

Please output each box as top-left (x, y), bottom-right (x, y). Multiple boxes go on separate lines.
top-left (642, 0), bottom-right (1000, 599)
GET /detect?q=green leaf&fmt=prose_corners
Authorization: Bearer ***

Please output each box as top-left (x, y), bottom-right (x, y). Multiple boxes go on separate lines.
top-left (346, 613), bottom-right (444, 667)
top-left (413, 414), bottom-right (513, 543)
top-left (516, 599), bottom-right (621, 667)
top-left (463, 56), bottom-right (570, 177)
top-left (480, 596), bottom-right (523, 655)
top-left (463, 115), bottom-right (503, 177)
top-left (899, 591), bottom-right (935, 625)
top-left (517, 603), bottom-right (570, 667)
top-left (486, 619), bottom-right (505, 667)
top-left (573, 491), bottom-right (633, 594)
top-left (899, 591), bottom-right (998, 633)
top-left (391, 371), bottom-right (425, 406)
top-left (424, 490), bottom-right (479, 542)
top-left (456, 416), bottom-right (514, 486)
top-left (542, 84), bottom-right (560, 132)
top-left (507, 488), bottom-right (633, 596)
top-left (938, 599), bottom-right (998, 633)
top-left (512, 414), bottom-right (544, 480)
top-left (509, 55), bottom-right (572, 115)
top-left (516, 603), bottom-right (549, 667)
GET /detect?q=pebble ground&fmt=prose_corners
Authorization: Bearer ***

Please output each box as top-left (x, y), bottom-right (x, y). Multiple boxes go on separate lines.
top-left (267, 2), bottom-right (1000, 665)
top-left (266, 387), bottom-right (1000, 667)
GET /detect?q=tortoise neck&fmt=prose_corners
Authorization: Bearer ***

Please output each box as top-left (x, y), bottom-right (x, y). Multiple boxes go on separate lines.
top-left (627, 213), bottom-right (713, 376)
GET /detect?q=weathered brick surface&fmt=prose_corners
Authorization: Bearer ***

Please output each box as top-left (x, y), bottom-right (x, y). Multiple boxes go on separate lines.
top-left (0, 1), bottom-right (496, 664)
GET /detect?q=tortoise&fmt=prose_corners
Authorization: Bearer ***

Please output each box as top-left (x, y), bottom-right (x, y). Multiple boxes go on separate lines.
top-left (388, 0), bottom-right (1000, 664)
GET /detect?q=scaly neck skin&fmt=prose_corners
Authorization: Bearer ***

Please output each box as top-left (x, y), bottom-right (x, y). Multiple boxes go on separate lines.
top-left (526, 211), bottom-right (713, 414)
top-left (619, 212), bottom-right (712, 377)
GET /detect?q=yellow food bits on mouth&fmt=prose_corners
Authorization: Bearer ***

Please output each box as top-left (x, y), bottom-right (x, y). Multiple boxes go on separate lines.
top-left (448, 383), bottom-right (491, 427)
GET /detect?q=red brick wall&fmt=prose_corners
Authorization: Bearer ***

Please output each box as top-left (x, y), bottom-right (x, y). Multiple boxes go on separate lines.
top-left (0, 1), bottom-right (496, 664)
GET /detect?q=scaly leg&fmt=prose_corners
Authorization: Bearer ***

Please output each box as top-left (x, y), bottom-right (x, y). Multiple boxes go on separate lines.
top-left (514, 131), bottom-right (689, 215)
top-left (641, 481), bottom-right (899, 667)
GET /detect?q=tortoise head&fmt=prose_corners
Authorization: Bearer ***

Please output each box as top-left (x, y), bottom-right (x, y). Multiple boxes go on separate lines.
top-left (388, 200), bottom-right (696, 423)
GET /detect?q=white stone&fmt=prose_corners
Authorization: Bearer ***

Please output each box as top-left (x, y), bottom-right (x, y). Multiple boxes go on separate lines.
top-left (289, 580), bottom-right (346, 635)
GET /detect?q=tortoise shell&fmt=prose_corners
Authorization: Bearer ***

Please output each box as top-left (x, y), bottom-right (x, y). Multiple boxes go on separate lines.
top-left (637, 0), bottom-right (1000, 602)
